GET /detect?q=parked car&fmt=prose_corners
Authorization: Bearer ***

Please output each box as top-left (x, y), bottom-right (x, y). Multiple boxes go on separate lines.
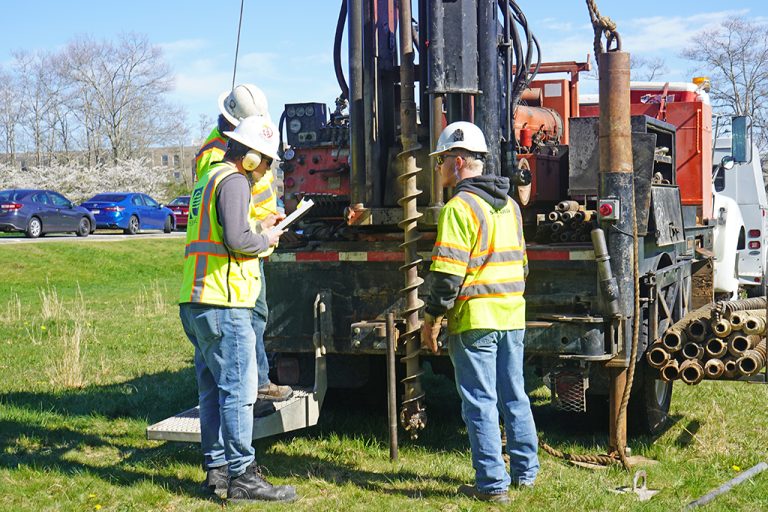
top-left (81, 192), bottom-right (175, 234)
top-left (168, 195), bottom-right (190, 230)
top-left (0, 189), bottom-right (95, 238)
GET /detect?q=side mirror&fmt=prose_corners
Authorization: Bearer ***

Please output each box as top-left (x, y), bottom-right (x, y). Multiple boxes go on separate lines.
top-left (720, 156), bottom-right (735, 170)
top-left (731, 116), bottom-right (752, 163)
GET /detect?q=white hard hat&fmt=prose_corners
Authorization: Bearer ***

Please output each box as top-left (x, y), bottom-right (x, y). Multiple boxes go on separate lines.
top-left (218, 84), bottom-right (270, 126)
top-left (429, 121), bottom-right (489, 156)
top-left (224, 115), bottom-right (281, 162)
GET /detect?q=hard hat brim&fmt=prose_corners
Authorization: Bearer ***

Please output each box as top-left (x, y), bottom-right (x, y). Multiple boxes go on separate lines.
top-left (428, 149), bottom-right (448, 157)
top-left (218, 90), bottom-right (241, 127)
top-left (223, 129), bottom-right (281, 162)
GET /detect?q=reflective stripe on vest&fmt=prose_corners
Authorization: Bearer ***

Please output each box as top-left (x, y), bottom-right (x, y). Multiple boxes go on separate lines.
top-left (180, 163), bottom-right (261, 307)
top-left (430, 190), bottom-right (527, 333)
top-left (195, 127), bottom-right (227, 180)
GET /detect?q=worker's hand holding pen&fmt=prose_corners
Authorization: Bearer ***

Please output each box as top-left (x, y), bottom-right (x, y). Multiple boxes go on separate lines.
top-left (261, 213), bottom-right (286, 247)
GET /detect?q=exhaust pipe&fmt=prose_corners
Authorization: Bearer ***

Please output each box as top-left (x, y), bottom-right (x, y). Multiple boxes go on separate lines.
top-left (679, 359), bottom-right (704, 385)
top-left (660, 359), bottom-right (680, 382)
top-left (704, 358), bottom-right (725, 379)
top-left (705, 337), bottom-right (728, 359)
top-left (646, 344), bottom-right (671, 369)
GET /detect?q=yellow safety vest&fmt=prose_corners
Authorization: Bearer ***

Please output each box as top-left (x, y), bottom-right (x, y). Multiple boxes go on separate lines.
top-left (248, 169), bottom-right (279, 257)
top-left (179, 163), bottom-right (262, 307)
top-left (430, 191), bottom-right (527, 333)
top-left (195, 127), bottom-right (227, 180)
top-left (196, 125), bottom-right (279, 257)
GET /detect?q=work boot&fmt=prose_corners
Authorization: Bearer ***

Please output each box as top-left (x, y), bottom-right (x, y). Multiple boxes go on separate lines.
top-left (457, 484), bottom-right (511, 503)
top-left (200, 464), bottom-right (228, 499)
top-left (228, 463), bottom-right (297, 503)
top-left (257, 381), bottom-right (293, 402)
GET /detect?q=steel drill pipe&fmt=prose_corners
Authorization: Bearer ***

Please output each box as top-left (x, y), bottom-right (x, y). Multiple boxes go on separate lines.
top-left (727, 334), bottom-right (757, 358)
top-left (711, 318), bottom-right (732, 338)
top-left (557, 200), bottom-right (580, 212)
top-left (705, 337), bottom-right (728, 359)
top-left (743, 315), bottom-right (766, 336)
top-left (662, 328), bottom-right (686, 353)
top-left (723, 359), bottom-right (739, 379)
top-left (682, 341), bottom-right (705, 361)
top-left (660, 359), bottom-right (680, 382)
top-left (573, 210), bottom-right (585, 222)
top-left (736, 338), bottom-right (766, 376)
top-left (686, 318), bottom-right (710, 343)
top-left (704, 358), bottom-right (725, 379)
top-left (548, 211), bottom-right (561, 222)
top-left (666, 303), bottom-right (716, 336)
top-left (561, 211), bottom-right (575, 222)
top-left (647, 344), bottom-right (671, 369)
top-left (551, 221), bottom-right (564, 232)
top-left (728, 311), bottom-right (747, 331)
top-left (680, 359), bottom-right (705, 385)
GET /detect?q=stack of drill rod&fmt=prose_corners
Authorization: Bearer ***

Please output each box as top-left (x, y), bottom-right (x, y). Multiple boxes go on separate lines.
top-left (647, 297), bottom-right (768, 384)
top-left (534, 200), bottom-right (597, 244)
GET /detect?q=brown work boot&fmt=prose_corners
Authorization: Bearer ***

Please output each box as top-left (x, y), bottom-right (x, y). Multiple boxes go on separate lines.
top-left (458, 484), bottom-right (511, 503)
top-left (257, 381), bottom-right (293, 401)
top-left (227, 463), bottom-right (297, 503)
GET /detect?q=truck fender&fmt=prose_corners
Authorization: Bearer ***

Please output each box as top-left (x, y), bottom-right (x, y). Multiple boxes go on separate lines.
top-left (712, 191), bottom-right (745, 298)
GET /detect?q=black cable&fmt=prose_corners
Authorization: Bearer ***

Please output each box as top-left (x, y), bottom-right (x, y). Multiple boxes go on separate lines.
top-left (334, 0), bottom-right (350, 100)
top-left (231, 0), bottom-right (245, 89)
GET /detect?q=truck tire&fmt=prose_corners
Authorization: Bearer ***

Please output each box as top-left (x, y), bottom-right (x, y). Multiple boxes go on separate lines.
top-left (629, 361), bottom-right (672, 435)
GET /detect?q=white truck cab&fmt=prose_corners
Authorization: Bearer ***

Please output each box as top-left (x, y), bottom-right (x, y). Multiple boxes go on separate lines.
top-left (711, 117), bottom-right (767, 297)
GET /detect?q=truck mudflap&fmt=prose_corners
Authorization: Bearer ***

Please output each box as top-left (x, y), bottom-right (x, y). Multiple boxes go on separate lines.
top-left (146, 292), bottom-right (330, 443)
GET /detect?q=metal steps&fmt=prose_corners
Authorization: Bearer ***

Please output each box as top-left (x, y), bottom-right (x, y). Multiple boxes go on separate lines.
top-left (146, 387), bottom-right (322, 443)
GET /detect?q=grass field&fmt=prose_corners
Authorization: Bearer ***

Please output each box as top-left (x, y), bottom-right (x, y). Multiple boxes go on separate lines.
top-left (0, 238), bottom-right (766, 511)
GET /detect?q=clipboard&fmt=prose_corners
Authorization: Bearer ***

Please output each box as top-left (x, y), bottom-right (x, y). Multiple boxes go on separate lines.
top-left (275, 198), bottom-right (314, 231)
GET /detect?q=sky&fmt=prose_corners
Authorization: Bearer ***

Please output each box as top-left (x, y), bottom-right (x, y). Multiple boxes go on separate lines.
top-left (1, 1), bottom-right (766, 144)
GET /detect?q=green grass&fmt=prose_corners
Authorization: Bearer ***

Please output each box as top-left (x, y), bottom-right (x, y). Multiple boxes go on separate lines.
top-left (0, 238), bottom-right (767, 511)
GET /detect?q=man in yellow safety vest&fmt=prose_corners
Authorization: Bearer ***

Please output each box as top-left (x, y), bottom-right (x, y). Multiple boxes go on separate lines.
top-left (179, 116), bottom-right (296, 503)
top-left (421, 121), bottom-right (539, 503)
top-left (195, 84), bottom-right (293, 405)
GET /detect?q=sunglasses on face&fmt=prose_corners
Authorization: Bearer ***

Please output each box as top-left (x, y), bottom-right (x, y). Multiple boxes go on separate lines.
top-left (435, 154), bottom-right (456, 166)
top-left (263, 156), bottom-right (273, 167)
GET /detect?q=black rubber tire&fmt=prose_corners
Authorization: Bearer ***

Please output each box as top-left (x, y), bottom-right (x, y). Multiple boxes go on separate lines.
top-left (629, 361), bottom-right (673, 436)
top-left (163, 215), bottom-right (173, 233)
top-left (124, 215), bottom-right (139, 235)
top-left (25, 217), bottom-right (42, 238)
top-left (76, 217), bottom-right (91, 237)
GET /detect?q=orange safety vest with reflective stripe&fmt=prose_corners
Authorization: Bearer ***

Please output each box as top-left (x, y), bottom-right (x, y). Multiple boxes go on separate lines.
top-left (430, 191), bottom-right (527, 333)
top-left (195, 127), bottom-right (228, 180)
top-left (179, 163), bottom-right (261, 307)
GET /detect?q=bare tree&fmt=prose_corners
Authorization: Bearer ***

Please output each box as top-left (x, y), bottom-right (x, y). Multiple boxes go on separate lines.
top-left (630, 56), bottom-right (668, 82)
top-left (59, 33), bottom-right (175, 164)
top-left (681, 17), bottom-right (768, 151)
top-left (0, 67), bottom-right (22, 166)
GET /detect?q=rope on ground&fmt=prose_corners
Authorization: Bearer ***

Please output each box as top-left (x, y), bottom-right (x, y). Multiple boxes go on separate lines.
top-left (539, 439), bottom-right (621, 467)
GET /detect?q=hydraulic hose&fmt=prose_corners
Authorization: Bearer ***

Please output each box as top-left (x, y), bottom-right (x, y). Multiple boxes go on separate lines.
top-left (334, 0), bottom-right (350, 100)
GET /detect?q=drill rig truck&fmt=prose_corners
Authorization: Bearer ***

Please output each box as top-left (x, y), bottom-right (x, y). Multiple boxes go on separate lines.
top-left (148, 0), bottom-right (767, 447)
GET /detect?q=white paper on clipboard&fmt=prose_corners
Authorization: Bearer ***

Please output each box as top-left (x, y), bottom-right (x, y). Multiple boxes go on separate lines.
top-left (275, 198), bottom-right (314, 231)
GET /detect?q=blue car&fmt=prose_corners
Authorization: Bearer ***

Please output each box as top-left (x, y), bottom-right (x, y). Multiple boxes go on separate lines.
top-left (0, 189), bottom-right (96, 238)
top-left (81, 192), bottom-right (175, 234)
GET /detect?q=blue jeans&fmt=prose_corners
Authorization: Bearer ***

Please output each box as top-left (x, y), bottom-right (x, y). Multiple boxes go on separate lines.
top-left (448, 328), bottom-right (539, 493)
top-left (179, 303), bottom-right (259, 477)
top-left (252, 259), bottom-right (269, 389)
